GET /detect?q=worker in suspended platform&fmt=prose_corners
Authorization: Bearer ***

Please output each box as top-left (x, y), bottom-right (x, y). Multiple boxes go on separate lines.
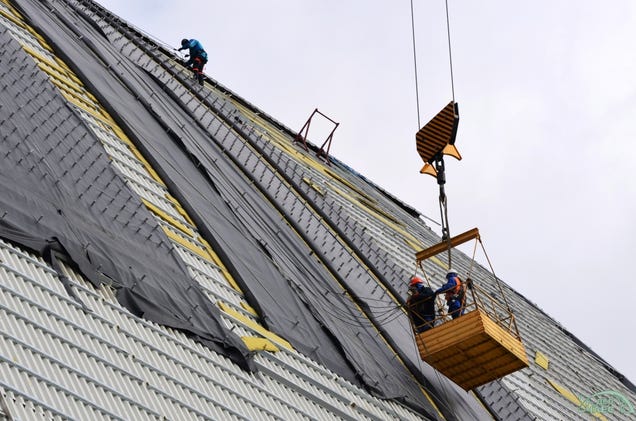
top-left (178, 38), bottom-right (208, 85)
top-left (406, 276), bottom-right (437, 333)
top-left (435, 269), bottom-right (465, 319)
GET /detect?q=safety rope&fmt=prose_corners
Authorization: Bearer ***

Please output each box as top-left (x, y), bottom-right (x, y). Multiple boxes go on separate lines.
top-left (409, 0), bottom-right (421, 129)
top-left (468, 237), bottom-right (477, 279)
top-left (444, 0), bottom-right (456, 102)
top-left (477, 237), bottom-right (525, 341)
top-left (479, 239), bottom-right (510, 310)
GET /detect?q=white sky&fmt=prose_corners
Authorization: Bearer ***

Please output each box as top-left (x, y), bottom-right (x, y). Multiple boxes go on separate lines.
top-left (97, 0), bottom-right (636, 384)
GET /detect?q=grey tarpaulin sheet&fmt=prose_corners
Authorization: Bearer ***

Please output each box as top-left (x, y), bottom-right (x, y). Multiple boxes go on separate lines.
top-left (11, 0), bottom-right (363, 388)
top-left (0, 24), bottom-right (252, 372)
top-left (3, 0), bottom-right (497, 419)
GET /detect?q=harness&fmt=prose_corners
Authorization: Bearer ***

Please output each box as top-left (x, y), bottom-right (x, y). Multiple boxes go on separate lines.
top-left (445, 276), bottom-right (463, 302)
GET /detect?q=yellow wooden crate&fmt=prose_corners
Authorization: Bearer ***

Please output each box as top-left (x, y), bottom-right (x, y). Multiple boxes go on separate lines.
top-left (415, 309), bottom-right (529, 390)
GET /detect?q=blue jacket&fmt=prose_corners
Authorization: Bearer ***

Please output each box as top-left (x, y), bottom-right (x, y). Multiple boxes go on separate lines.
top-left (435, 274), bottom-right (461, 298)
top-left (180, 39), bottom-right (208, 64)
top-left (407, 285), bottom-right (436, 328)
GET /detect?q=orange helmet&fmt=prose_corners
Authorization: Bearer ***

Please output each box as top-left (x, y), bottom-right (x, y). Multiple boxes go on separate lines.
top-left (409, 276), bottom-right (423, 287)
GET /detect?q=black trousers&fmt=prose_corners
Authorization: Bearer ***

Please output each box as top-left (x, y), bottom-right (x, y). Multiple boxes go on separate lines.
top-left (192, 56), bottom-right (207, 75)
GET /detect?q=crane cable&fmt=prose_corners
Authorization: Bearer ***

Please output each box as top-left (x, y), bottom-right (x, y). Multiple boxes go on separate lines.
top-left (444, 0), bottom-right (456, 102)
top-left (410, 0), bottom-right (457, 127)
top-left (411, 0), bottom-right (458, 267)
top-left (409, 0), bottom-right (421, 129)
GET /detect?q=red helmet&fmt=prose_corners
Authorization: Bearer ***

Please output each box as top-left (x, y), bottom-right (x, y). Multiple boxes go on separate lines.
top-left (409, 276), bottom-right (423, 287)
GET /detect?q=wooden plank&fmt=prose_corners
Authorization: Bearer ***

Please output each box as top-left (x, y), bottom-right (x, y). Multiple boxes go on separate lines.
top-left (417, 324), bottom-right (482, 357)
top-left (456, 333), bottom-right (495, 354)
top-left (437, 340), bottom-right (507, 374)
top-left (420, 320), bottom-right (482, 351)
top-left (416, 310), bottom-right (485, 356)
top-left (459, 336), bottom-right (502, 358)
top-left (428, 342), bottom-right (480, 367)
top-left (463, 359), bottom-right (529, 390)
top-left (242, 336), bottom-right (279, 352)
top-left (445, 352), bottom-right (528, 390)
top-left (425, 334), bottom-right (494, 368)
top-left (482, 313), bottom-right (529, 364)
top-left (415, 228), bottom-right (480, 262)
top-left (450, 348), bottom-right (514, 374)
top-left (416, 309), bottom-right (529, 390)
top-left (424, 347), bottom-right (528, 390)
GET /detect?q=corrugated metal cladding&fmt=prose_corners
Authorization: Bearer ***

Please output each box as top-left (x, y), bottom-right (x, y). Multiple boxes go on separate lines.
top-left (0, 1), bottom-right (633, 421)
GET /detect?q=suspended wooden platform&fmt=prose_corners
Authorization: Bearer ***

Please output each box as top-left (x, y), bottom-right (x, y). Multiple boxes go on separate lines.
top-left (414, 309), bottom-right (529, 390)
top-left (413, 227), bottom-right (529, 389)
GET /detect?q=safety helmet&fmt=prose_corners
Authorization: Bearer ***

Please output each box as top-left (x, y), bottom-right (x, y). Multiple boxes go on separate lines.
top-left (409, 276), bottom-right (423, 287)
top-left (181, 38), bottom-right (189, 47)
top-left (446, 269), bottom-right (458, 277)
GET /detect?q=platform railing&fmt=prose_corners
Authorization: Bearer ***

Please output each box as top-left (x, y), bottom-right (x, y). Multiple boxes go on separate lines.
top-left (409, 280), bottom-right (521, 341)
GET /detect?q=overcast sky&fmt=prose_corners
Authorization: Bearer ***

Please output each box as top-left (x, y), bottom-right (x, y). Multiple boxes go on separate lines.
top-left (97, 0), bottom-right (636, 384)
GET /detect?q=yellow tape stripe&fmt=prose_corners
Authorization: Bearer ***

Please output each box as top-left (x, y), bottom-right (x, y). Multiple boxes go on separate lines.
top-left (20, 43), bottom-right (75, 83)
top-left (0, 0), bottom-right (23, 19)
top-left (142, 199), bottom-right (193, 237)
top-left (535, 351), bottom-right (549, 370)
top-left (218, 302), bottom-right (293, 351)
top-left (53, 81), bottom-right (101, 114)
top-left (302, 177), bottom-right (325, 196)
top-left (37, 61), bottom-right (96, 101)
top-left (241, 336), bottom-right (279, 352)
top-left (61, 92), bottom-right (112, 124)
top-left (1, 6), bottom-right (50, 47)
top-left (163, 228), bottom-right (211, 261)
top-left (113, 137), bottom-right (166, 186)
top-left (46, 72), bottom-right (91, 102)
top-left (9, 7), bottom-right (257, 331)
top-left (0, 8), bottom-right (28, 31)
top-left (547, 379), bottom-right (607, 421)
top-left (198, 237), bottom-right (242, 293)
top-left (165, 195), bottom-right (196, 226)
top-left (240, 301), bottom-right (258, 316)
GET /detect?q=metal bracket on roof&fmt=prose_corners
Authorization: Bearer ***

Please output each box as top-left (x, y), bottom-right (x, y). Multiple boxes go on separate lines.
top-left (294, 108), bottom-right (339, 165)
